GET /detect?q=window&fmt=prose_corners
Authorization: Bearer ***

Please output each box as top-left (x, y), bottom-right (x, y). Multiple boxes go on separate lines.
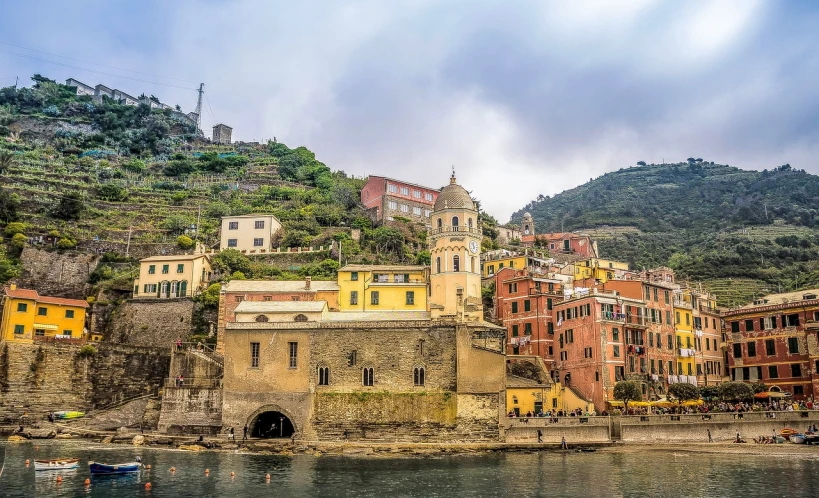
top-left (388, 201), bottom-right (397, 210)
top-left (350, 291), bottom-right (358, 305)
top-left (63, 330), bottom-right (72, 337)
top-left (253, 238), bottom-right (264, 247)
top-left (649, 332), bottom-right (654, 347)
top-left (524, 300), bottom-right (531, 312)
top-left (567, 329), bottom-right (574, 343)
top-left (747, 341), bottom-right (756, 357)
top-left (612, 328), bottom-right (619, 341)
top-left (37, 307), bottom-right (47, 316)
top-left (13, 324), bottom-right (24, 335)
top-left (371, 291), bottom-right (379, 305)
top-left (733, 343), bottom-right (742, 358)
top-left (413, 190), bottom-right (421, 199)
top-left (788, 337), bottom-right (799, 354)
top-left (348, 350), bottom-right (357, 366)
top-left (524, 323), bottom-right (532, 335)
top-left (388, 184), bottom-right (398, 193)
top-left (406, 291), bottom-right (415, 305)
top-left (615, 366), bottom-right (624, 380)
top-left (436, 257), bottom-right (441, 273)
top-left (667, 334), bottom-right (673, 349)
top-left (425, 192), bottom-right (433, 201)
top-left (65, 309), bottom-right (74, 318)
top-left (697, 364), bottom-right (702, 375)
top-left (413, 207), bottom-right (422, 216)
top-left (414, 367), bottom-right (425, 386)
top-left (400, 186), bottom-right (409, 195)
top-left (653, 288), bottom-right (659, 301)
top-left (791, 363), bottom-right (802, 377)
top-left (227, 239), bottom-right (238, 247)
top-left (687, 363), bottom-right (693, 375)
top-left (437, 218), bottom-right (442, 228)
top-left (148, 265), bottom-right (156, 275)
top-left (424, 209), bottom-right (430, 218)
top-left (452, 216), bottom-right (459, 227)
top-left (511, 302), bottom-right (518, 313)
top-left (730, 321), bottom-right (740, 333)
top-left (255, 220), bottom-right (265, 229)
top-left (547, 298), bottom-right (553, 310)
top-left (453, 255), bottom-right (460, 272)
top-left (363, 367), bottom-right (374, 386)
top-left (255, 315), bottom-right (269, 322)
top-left (294, 314), bottom-right (308, 322)
top-left (35, 329), bottom-right (45, 336)
top-left (762, 338), bottom-right (775, 355)
top-left (251, 342), bottom-right (260, 368)
top-left (400, 204), bottom-right (409, 213)
top-left (512, 325), bottom-right (519, 337)
top-left (318, 366), bottom-right (330, 386)
top-left (234, 296), bottom-right (244, 303)
top-left (666, 311), bottom-right (671, 324)
top-left (160, 264), bottom-right (169, 274)
top-left (744, 319), bottom-right (754, 332)
top-left (659, 361), bottom-right (665, 374)
top-left (289, 342), bottom-right (298, 368)
top-left (228, 221), bottom-right (239, 230)
top-left (664, 291), bottom-right (670, 304)
top-left (768, 365), bottom-right (778, 379)
top-left (794, 386), bottom-right (804, 395)
top-left (547, 322), bottom-right (554, 334)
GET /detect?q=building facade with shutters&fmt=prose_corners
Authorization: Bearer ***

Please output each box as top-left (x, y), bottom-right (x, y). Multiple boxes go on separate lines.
top-left (133, 254), bottom-right (212, 299)
top-left (219, 214), bottom-right (282, 253)
top-left (360, 176), bottom-right (438, 224)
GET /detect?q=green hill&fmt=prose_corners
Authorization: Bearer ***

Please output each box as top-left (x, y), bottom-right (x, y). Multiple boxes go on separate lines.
top-left (511, 161), bottom-right (819, 306)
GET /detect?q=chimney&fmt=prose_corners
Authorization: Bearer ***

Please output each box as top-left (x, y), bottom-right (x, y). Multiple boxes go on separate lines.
top-left (305, 276), bottom-right (311, 290)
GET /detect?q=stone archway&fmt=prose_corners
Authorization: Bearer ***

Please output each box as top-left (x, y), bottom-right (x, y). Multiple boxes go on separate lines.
top-left (246, 404), bottom-right (299, 439)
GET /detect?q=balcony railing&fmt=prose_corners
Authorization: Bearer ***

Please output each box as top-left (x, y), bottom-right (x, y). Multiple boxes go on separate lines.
top-left (429, 226), bottom-right (482, 236)
top-left (673, 299), bottom-right (693, 309)
top-left (601, 312), bottom-right (647, 327)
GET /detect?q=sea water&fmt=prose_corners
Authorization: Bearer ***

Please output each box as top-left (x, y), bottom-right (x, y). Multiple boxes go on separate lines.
top-left (0, 440), bottom-right (817, 497)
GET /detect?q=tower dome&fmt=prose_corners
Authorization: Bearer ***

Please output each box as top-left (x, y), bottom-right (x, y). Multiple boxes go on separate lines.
top-left (433, 173), bottom-right (475, 211)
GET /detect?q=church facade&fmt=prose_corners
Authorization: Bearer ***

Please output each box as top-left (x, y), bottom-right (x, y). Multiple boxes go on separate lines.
top-left (220, 174), bottom-right (508, 442)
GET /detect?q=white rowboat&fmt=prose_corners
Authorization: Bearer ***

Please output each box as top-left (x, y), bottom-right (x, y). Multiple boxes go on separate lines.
top-left (34, 458), bottom-right (79, 471)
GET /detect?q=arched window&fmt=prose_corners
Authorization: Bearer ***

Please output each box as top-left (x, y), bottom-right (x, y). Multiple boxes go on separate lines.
top-left (159, 281), bottom-right (169, 298)
top-left (179, 280), bottom-right (188, 297)
top-left (436, 257), bottom-right (441, 273)
top-left (471, 257), bottom-right (476, 273)
top-left (451, 216), bottom-right (459, 230)
top-left (414, 366), bottom-right (425, 386)
top-left (362, 367), bottom-right (374, 386)
top-left (453, 255), bottom-right (460, 272)
top-left (468, 217), bottom-right (473, 228)
top-left (255, 315), bottom-right (269, 323)
top-left (318, 366), bottom-right (330, 386)
top-left (294, 314), bottom-right (308, 322)
top-left (437, 218), bottom-right (442, 228)
top-left (595, 371), bottom-right (600, 382)
top-left (170, 281), bottom-right (178, 298)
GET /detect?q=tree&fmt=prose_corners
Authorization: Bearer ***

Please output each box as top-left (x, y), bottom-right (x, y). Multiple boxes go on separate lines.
top-left (3, 222), bottom-right (26, 237)
top-left (211, 249), bottom-right (251, 275)
top-left (10, 233), bottom-right (26, 249)
top-left (699, 385), bottom-right (719, 401)
top-left (0, 151), bottom-right (15, 174)
top-left (613, 381), bottom-right (642, 411)
top-left (53, 193), bottom-right (84, 220)
top-left (199, 283), bottom-right (221, 308)
top-left (0, 188), bottom-right (19, 223)
top-left (160, 214), bottom-right (194, 234)
top-left (176, 235), bottom-right (194, 249)
top-left (636, 161), bottom-right (646, 166)
top-left (668, 383), bottom-right (700, 404)
top-left (96, 184), bottom-right (128, 201)
top-left (717, 381), bottom-right (754, 402)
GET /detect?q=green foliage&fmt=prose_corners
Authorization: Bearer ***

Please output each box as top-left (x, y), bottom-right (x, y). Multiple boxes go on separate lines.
top-left (668, 382), bottom-right (700, 402)
top-left (96, 183), bottom-right (128, 201)
top-left (0, 188), bottom-right (19, 223)
top-left (269, 141), bottom-right (332, 188)
top-left (160, 214), bottom-right (194, 234)
top-left (717, 381), bottom-right (755, 401)
top-left (282, 229), bottom-right (313, 248)
top-left (199, 283), bottom-right (221, 308)
top-left (52, 193), bottom-right (84, 220)
top-left (699, 385), bottom-right (719, 400)
top-left (56, 237), bottom-right (76, 249)
top-left (176, 235), bottom-right (194, 249)
top-left (231, 271), bottom-right (246, 280)
top-left (613, 381), bottom-right (642, 409)
top-left (4, 222), bottom-right (26, 236)
top-left (415, 250), bottom-right (431, 265)
top-left (170, 192), bottom-right (188, 205)
top-left (0, 242), bottom-right (20, 282)
top-left (10, 232), bottom-right (26, 249)
top-left (78, 345), bottom-right (98, 357)
top-left (0, 150), bottom-right (14, 173)
top-left (211, 249), bottom-right (251, 275)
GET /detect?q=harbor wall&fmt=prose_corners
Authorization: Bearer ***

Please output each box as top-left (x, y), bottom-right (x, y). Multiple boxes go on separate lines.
top-left (0, 340), bottom-right (169, 423)
top-left (158, 386), bottom-right (223, 434)
top-left (504, 416), bottom-right (611, 443)
top-left (620, 412), bottom-right (819, 442)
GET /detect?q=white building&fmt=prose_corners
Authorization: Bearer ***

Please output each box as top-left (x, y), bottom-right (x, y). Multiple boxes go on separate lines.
top-left (66, 78), bottom-right (95, 96)
top-left (219, 214), bottom-right (282, 253)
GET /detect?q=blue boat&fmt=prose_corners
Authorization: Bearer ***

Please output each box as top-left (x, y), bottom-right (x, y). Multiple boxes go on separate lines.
top-left (89, 461), bottom-right (141, 475)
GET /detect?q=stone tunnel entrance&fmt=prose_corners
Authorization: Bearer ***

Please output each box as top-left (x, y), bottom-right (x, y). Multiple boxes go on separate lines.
top-left (251, 411), bottom-right (295, 438)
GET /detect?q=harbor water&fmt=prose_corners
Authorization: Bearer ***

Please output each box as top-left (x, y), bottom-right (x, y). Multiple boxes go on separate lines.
top-left (1, 441), bottom-right (818, 497)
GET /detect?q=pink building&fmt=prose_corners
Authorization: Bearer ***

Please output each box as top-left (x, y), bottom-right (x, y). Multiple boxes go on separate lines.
top-left (361, 176), bottom-right (439, 224)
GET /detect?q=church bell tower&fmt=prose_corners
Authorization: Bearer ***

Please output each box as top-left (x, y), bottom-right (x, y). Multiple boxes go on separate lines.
top-left (428, 172), bottom-right (483, 321)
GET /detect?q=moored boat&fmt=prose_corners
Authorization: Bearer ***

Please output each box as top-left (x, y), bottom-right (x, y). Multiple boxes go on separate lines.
top-left (89, 461), bottom-right (141, 475)
top-left (790, 434), bottom-right (807, 444)
top-left (34, 458), bottom-right (79, 471)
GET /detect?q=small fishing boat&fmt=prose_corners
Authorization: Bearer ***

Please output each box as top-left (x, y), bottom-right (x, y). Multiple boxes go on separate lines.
top-left (53, 411), bottom-right (85, 420)
top-left (805, 434), bottom-right (819, 445)
top-left (790, 434), bottom-right (807, 444)
top-left (89, 461), bottom-right (141, 475)
top-left (34, 458), bottom-right (79, 471)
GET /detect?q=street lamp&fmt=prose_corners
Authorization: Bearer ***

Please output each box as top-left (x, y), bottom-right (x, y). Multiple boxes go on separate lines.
top-left (279, 417), bottom-right (284, 437)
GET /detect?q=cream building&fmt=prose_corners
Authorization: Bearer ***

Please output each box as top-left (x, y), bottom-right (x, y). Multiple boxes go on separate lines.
top-left (133, 254), bottom-right (212, 299)
top-left (219, 214), bottom-right (282, 253)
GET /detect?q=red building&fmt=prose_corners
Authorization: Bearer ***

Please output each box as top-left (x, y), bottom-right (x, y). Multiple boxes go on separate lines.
top-left (553, 289), bottom-right (648, 411)
top-left (360, 176), bottom-right (439, 224)
top-left (723, 289), bottom-right (819, 399)
top-left (494, 267), bottom-right (562, 361)
top-left (536, 233), bottom-right (598, 258)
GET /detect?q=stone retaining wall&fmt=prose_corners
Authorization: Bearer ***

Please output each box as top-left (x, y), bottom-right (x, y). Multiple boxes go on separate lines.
top-left (105, 299), bottom-right (196, 347)
top-left (620, 412), bottom-right (819, 442)
top-left (157, 386), bottom-right (222, 434)
top-left (504, 417), bottom-right (611, 443)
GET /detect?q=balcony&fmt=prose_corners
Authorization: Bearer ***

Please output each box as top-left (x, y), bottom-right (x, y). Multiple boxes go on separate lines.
top-left (673, 299), bottom-right (693, 310)
top-left (601, 311), bottom-right (648, 328)
top-left (698, 304), bottom-right (719, 314)
top-left (806, 320), bottom-right (819, 331)
top-left (528, 287), bottom-right (562, 297)
top-left (429, 226), bottom-right (482, 236)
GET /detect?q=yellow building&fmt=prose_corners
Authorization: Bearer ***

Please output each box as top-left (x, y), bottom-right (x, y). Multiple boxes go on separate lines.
top-left (1, 286), bottom-right (89, 343)
top-left (133, 254), bottom-right (212, 299)
top-left (573, 258), bottom-right (629, 283)
top-left (337, 265), bottom-right (428, 312)
top-left (506, 375), bottom-right (593, 416)
top-left (481, 252), bottom-right (526, 278)
top-left (674, 292), bottom-right (696, 380)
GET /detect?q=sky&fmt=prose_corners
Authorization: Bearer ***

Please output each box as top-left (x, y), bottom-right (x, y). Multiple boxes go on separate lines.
top-left (1, 0), bottom-right (818, 221)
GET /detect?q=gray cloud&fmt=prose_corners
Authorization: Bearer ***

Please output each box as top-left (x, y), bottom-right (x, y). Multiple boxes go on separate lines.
top-left (2, 0), bottom-right (818, 220)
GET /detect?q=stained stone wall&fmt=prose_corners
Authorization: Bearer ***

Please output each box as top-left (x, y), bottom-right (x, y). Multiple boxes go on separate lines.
top-left (17, 246), bottom-right (99, 297)
top-left (104, 299), bottom-right (196, 347)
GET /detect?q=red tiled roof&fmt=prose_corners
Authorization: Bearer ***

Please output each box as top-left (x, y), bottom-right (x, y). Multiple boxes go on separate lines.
top-left (3, 287), bottom-right (88, 308)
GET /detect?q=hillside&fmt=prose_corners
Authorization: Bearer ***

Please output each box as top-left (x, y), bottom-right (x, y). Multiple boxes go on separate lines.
top-left (0, 75), bottom-right (444, 316)
top-left (511, 161), bottom-right (819, 306)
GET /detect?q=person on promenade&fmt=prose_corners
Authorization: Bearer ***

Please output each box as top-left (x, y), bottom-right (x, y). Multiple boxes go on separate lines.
top-left (537, 430), bottom-right (543, 443)
top-left (707, 429), bottom-right (712, 443)
top-left (176, 337), bottom-right (182, 351)
top-left (561, 436), bottom-right (567, 450)
top-left (229, 427), bottom-right (235, 440)
top-left (243, 424), bottom-right (248, 441)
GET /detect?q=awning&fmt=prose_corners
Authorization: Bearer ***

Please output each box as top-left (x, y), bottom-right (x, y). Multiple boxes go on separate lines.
top-left (755, 391), bottom-right (788, 399)
top-left (33, 324), bottom-right (59, 331)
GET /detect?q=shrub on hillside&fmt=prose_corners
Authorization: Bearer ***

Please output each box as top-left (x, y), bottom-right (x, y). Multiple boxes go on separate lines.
top-left (4, 222), bottom-right (26, 237)
top-left (52, 193), bottom-right (84, 220)
top-left (56, 238), bottom-right (76, 249)
top-left (96, 183), bottom-right (128, 202)
top-left (176, 235), bottom-right (194, 249)
top-left (10, 233), bottom-right (26, 248)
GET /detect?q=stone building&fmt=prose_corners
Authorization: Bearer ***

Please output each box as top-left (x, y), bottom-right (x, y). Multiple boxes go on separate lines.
top-left (219, 174), bottom-right (507, 442)
top-left (213, 123), bottom-right (233, 144)
top-left (360, 176), bottom-right (438, 224)
top-left (723, 289), bottom-right (819, 399)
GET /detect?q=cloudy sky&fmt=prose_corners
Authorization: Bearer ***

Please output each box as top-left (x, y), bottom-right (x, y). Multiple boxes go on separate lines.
top-left (2, 1), bottom-right (818, 220)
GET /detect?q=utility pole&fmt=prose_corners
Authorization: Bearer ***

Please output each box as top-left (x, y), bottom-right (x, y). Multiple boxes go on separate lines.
top-left (195, 83), bottom-right (204, 133)
top-left (14, 76), bottom-right (18, 89)
top-left (125, 225), bottom-right (132, 257)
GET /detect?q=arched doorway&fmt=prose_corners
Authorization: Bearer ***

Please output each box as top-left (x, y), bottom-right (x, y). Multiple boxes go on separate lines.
top-left (250, 410), bottom-right (295, 438)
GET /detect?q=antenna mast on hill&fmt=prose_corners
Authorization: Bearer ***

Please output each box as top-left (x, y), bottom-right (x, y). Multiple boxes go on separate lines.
top-left (195, 83), bottom-right (204, 132)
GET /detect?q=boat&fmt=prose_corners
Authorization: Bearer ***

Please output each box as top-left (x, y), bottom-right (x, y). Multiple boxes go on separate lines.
top-left (89, 461), bottom-right (141, 475)
top-left (34, 458), bottom-right (79, 471)
top-left (790, 434), bottom-right (807, 444)
top-left (53, 411), bottom-right (85, 420)
top-left (805, 434), bottom-right (819, 445)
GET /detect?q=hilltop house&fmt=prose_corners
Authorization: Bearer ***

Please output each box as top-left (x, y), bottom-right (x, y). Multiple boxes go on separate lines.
top-left (219, 214), bottom-right (282, 253)
top-left (133, 254), bottom-right (212, 299)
